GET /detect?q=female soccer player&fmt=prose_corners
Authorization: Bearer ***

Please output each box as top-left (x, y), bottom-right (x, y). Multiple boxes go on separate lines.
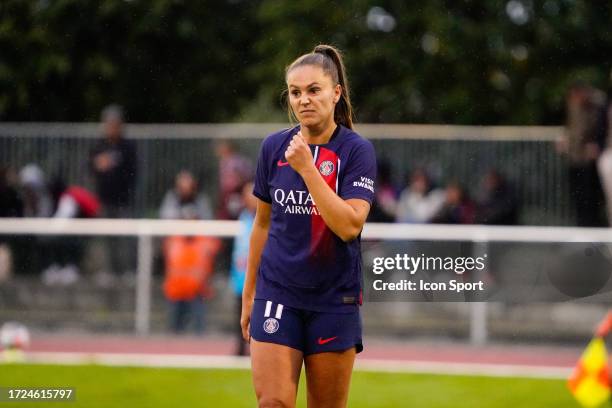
top-left (240, 44), bottom-right (376, 408)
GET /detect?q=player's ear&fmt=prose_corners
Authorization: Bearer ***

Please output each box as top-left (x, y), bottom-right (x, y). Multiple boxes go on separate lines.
top-left (334, 84), bottom-right (341, 104)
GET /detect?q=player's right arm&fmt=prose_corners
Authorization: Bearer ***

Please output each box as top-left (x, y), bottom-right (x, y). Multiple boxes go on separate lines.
top-left (241, 198), bottom-right (271, 342)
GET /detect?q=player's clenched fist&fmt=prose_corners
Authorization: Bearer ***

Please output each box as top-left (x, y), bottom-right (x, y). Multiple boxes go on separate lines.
top-left (285, 131), bottom-right (314, 175)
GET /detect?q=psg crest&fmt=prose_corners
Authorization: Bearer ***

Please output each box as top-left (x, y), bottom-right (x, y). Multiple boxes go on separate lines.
top-left (263, 318), bottom-right (279, 334)
top-left (319, 160), bottom-right (335, 176)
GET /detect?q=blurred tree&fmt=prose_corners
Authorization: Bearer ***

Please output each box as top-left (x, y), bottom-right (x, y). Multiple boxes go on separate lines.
top-left (0, 0), bottom-right (260, 122)
top-left (0, 0), bottom-right (610, 124)
top-left (247, 0), bottom-right (612, 125)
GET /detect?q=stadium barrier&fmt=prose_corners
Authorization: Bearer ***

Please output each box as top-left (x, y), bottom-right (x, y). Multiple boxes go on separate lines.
top-left (0, 123), bottom-right (569, 225)
top-left (1, 218), bottom-right (611, 345)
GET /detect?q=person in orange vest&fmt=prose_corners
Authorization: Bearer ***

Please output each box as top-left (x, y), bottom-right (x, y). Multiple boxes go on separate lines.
top-left (162, 204), bottom-right (220, 334)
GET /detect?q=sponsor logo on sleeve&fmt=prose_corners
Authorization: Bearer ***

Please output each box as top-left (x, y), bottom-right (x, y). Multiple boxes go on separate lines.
top-left (352, 177), bottom-right (374, 193)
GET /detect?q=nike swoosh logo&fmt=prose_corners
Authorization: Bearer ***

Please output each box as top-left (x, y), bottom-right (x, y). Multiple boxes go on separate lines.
top-left (277, 160), bottom-right (290, 167)
top-left (317, 336), bottom-right (338, 345)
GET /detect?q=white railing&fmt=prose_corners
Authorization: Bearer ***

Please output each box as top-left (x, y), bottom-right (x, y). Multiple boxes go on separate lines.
top-left (2, 218), bottom-right (607, 343)
top-left (0, 122), bottom-right (561, 141)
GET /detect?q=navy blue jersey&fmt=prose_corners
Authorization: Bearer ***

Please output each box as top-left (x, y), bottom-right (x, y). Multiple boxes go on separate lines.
top-left (253, 124), bottom-right (377, 313)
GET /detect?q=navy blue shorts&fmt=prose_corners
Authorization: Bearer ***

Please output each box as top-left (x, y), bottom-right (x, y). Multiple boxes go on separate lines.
top-left (250, 299), bottom-right (363, 356)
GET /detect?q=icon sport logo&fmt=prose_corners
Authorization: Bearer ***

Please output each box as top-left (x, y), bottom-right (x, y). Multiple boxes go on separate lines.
top-left (277, 160), bottom-right (290, 167)
top-left (263, 318), bottom-right (279, 334)
top-left (318, 160), bottom-right (334, 176)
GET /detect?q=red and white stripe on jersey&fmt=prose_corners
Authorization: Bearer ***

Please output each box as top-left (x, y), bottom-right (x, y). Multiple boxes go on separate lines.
top-left (312, 146), bottom-right (340, 193)
top-left (310, 146), bottom-right (340, 257)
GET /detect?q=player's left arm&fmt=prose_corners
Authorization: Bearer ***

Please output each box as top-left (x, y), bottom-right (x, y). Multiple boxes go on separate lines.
top-left (303, 173), bottom-right (370, 242)
top-left (285, 133), bottom-right (371, 242)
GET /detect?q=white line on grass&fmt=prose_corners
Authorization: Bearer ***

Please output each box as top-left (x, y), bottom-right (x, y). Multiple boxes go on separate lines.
top-left (9, 352), bottom-right (571, 380)
top-left (355, 359), bottom-right (570, 379)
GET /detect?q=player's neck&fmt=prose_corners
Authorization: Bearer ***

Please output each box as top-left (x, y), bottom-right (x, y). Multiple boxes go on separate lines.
top-left (301, 120), bottom-right (337, 145)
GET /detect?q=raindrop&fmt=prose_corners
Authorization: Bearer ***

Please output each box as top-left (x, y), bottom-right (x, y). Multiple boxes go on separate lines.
top-left (506, 1), bottom-right (530, 25)
top-left (490, 70), bottom-right (511, 90)
top-left (510, 45), bottom-right (529, 61)
top-left (421, 33), bottom-right (440, 55)
top-left (366, 7), bottom-right (397, 32)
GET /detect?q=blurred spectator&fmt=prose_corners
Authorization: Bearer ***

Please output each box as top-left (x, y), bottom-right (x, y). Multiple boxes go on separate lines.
top-left (432, 182), bottom-right (475, 224)
top-left (0, 166), bottom-right (22, 282)
top-left (89, 104), bottom-right (137, 215)
top-left (50, 178), bottom-right (100, 219)
top-left (368, 160), bottom-right (398, 222)
top-left (163, 235), bottom-right (221, 335)
top-left (159, 170), bottom-right (212, 220)
top-left (474, 169), bottom-right (519, 225)
top-left (557, 83), bottom-right (608, 226)
top-left (19, 164), bottom-right (53, 217)
top-left (89, 104), bottom-right (137, 277)
top-left (597, 100), bottom-right (612, 224)
top-left (14, 164), bottom-right (53, 276)
top-left (0, 166), bottom-right (22, 218)
top-left (214, 140), bottom-right (252, 278)
top-left (40, 178), bottom-right (100, 286)
top-left (0, 243), bottom-right (10, 283)
top-left (214, 140), bottom-right (253, 220)
top-left (161, 171), bottom-right (219, 334)
top-left (230, 181), bottom-right (256, 356)
top-left (396, 168), bottom-right (445, 223)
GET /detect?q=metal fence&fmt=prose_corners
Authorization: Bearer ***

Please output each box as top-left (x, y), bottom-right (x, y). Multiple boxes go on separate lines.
top-left (1, 218), bottom-right (609, 343)
top-left (0, 123), bottom-right (569, 224)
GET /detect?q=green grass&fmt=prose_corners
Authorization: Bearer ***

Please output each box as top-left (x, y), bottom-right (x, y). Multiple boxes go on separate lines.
top-left (0, 364), bottom-right (577, 407)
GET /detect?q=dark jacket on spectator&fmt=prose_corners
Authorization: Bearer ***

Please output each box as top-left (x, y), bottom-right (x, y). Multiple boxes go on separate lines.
top-left (89, 138), bottom-right (137, 207)
top-left (0, 168), bottom-right (23, 217)
top-left (0, 185), bottom-right (22, 217)
top-left (432, 200), bottom-right (475, 224)
top-left (475, 179), bottom-right (519, 225)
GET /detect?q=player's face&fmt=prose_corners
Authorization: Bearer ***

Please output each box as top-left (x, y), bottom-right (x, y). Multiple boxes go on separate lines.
top-left (287, 65), bottom-right (341, 129)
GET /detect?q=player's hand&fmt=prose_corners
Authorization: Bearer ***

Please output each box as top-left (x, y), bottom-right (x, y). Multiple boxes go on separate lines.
top-left (285, 131), bottom-right (315, 176)
top-left (595, 312), bottom-right (612, 337)
top-left (240, 297), bottom-right (254, 342)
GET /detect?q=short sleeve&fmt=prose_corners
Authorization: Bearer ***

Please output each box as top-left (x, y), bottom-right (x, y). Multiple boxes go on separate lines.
top-left (339, 140), bottom-right (377, 204)
top-left (253, 138), bottom-right (272, 203)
